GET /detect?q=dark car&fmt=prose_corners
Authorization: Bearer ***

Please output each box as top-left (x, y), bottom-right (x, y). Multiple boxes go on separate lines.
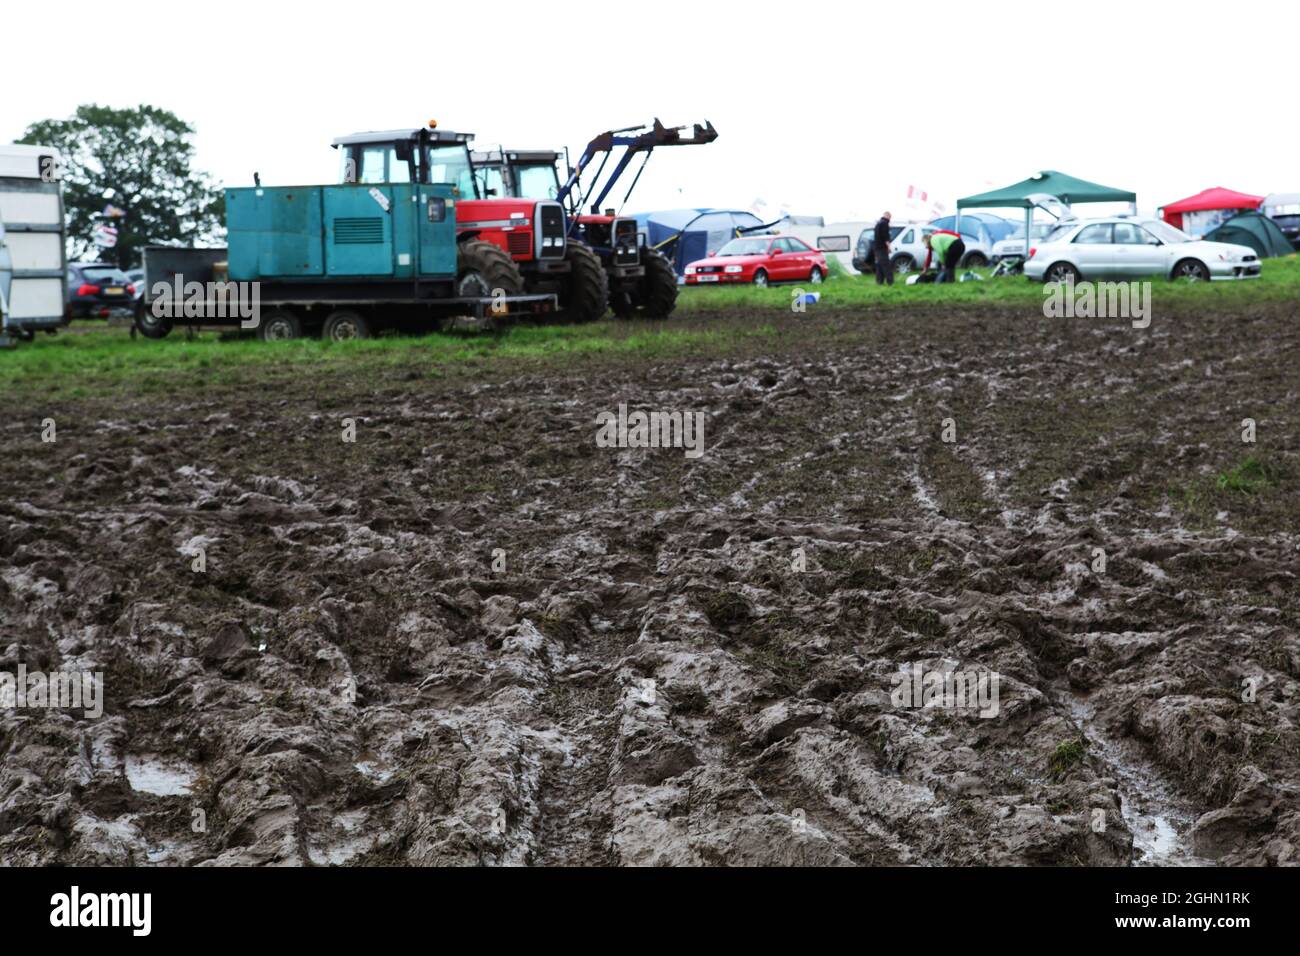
top-left (852, 224), bottom-right (903, 273)
top-left (67, 262), bottom-right (135, 318)
top-left (1261, 193), bottom-right (1300, 250)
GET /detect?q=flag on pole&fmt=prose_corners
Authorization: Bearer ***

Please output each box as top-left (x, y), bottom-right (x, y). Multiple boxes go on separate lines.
top-left (92, 223), bottom-right (118, 248)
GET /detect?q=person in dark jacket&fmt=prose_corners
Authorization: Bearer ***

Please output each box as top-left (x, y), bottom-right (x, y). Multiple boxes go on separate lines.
top-left (872, 211), bottom-right (893, 285)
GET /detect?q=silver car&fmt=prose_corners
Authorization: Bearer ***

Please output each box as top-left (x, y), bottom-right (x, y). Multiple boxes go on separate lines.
top-left (1024, 217), bottom-right (1261, 282)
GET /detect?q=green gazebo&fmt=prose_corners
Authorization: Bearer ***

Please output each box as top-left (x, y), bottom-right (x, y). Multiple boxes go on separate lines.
top-left (957, 170), bottom-right (1137, 254)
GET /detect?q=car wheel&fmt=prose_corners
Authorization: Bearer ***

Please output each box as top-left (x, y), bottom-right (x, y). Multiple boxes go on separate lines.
top-left (892, 254), bottom-right (915, 275)
top-left (961, 252), bottom-right (988, 268)
top-left (1172, 258), bottom-right (1209, 282)
top-left (809, 266), bottom-right (824, 284)
top-left (258, 309), bottom-right (302, 341)
top-left (1045, 261), bottom-right (1081, 284)
top-left (753, 269), bottom-right (769, 288)
top-left (322, 310), bottom-right (370, 341)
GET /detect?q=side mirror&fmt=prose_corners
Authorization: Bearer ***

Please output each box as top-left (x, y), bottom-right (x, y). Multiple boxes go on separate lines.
top-left (771, 247), bottom-right (783, 256)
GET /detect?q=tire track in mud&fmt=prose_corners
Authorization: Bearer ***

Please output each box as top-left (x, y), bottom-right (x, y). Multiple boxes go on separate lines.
top-left (1, 303), bottom-right (1298, 865)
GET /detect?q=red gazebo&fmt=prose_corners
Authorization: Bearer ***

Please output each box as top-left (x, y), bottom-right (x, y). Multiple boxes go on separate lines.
top-left (1160, 187), bottom-right (1263, 231)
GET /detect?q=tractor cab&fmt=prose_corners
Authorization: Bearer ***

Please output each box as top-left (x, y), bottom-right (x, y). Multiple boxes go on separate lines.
top-left (471, 149), bottom-right (564, 203)
top-left (333, 124), bottom-right (568, 273)
top-left (332, 126), bottom-right (477, 196)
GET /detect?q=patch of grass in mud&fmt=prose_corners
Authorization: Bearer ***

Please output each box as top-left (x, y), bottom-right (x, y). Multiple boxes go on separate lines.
top-left (698, 590), bottom-right (753, 631)
top-left (737, 643), bottom-right (813, 690)
top-left (1175, 455), bottom-right (1291, 532)
top-left (1215, 456), bottom-right (1279, 495)
top-left (1048, 739), bottom-right (1087, 780)
top-left (895, 607), bottom-right (947, 639)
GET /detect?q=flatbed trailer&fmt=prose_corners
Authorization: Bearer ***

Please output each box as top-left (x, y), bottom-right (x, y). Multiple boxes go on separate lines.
top-left (135, 169), bottom-right (558, 341)
top-left (136, 245), bottom-right (556, 339)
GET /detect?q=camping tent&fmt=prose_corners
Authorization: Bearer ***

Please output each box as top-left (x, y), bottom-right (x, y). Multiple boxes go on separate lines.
top-left (633, 208), bottom-right (767, 275)
top-left (957, 171), bottom-right (1137, 259)
top-left (1203, 211), bottom-right (1294, 259)
top-left (1159, 187), bottom-right (1262, 237)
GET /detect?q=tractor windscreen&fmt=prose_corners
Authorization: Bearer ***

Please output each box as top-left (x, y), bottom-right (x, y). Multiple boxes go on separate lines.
top-left (514, 164), bottom-right (561, 201)
top-left (425, 143), bottom-right (478, 198)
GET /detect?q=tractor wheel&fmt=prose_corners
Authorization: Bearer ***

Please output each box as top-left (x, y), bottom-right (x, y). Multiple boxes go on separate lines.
top-left (559, 242), bottom-right (608, 323)
top-left (456, 238), bottom-right (525, 298)
top-left (612, 247), bottom-right (678, 320)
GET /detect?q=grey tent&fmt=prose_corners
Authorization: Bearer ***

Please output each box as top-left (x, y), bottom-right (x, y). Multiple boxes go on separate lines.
top-left (1204, 212), bottom-right (1295, 259)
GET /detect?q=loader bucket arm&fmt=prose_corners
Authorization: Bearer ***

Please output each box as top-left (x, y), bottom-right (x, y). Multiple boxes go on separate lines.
top-left (557, 119), bottom-right (718, 221)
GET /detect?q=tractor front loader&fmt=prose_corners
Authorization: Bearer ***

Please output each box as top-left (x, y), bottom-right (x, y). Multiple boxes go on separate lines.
top-left (472, 119), bottom-right (718, 320)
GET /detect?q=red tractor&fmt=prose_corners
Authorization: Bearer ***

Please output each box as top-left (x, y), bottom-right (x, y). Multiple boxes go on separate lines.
top-left (333, 123), bottom-right (607, 322)
top-left (470, 119), bottom-right (717, 320)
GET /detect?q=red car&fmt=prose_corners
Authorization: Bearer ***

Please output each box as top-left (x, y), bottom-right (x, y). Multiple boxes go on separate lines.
top-left (684, 234), bottom-right (828, 287)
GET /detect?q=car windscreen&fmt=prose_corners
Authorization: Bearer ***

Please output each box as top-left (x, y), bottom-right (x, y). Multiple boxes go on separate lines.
top-left (1143, 220), bottom-right (1192, 244)
top-left (1042, 224), bottom-right (1075, 243)
top-left (80, 267), bottom-right (130, 284)
top-left (716, 239), bottom-right (770, 256)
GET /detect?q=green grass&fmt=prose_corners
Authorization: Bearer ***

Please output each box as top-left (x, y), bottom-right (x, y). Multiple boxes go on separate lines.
top-left (1215, 456), bottom-right (1279, 494)
top-left (5, 255), bottom-right (1297, 399)
top-left (0, 320), bottom-right (781, 399)
top-left (676, 252), bottom-right (1300, 313)
top-left (1047, 739), bottom-right (1087, 780)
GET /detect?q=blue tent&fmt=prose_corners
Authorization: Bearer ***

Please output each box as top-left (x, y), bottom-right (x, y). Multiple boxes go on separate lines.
top-left (633, 208), bottom-right (766, 275)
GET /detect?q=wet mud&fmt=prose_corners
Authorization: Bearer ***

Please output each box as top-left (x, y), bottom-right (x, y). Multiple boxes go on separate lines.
top-left (2, 301), bottom-right (1297, 865)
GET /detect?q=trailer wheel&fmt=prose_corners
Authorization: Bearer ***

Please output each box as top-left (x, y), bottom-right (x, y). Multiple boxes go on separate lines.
top-left (457, 238), bottom-right (525, 298)
top-left (323, 310), bottom-right (370, 341)
top-left (258, 309), bottom-right (302, 341)
top-left (134, 300), bottom-right (173, 339)
top-left (559, 242), bottom-right (608, 323)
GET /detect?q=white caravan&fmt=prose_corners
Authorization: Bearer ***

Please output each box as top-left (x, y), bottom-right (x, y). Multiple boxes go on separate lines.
top-left (0, 144), bottom-right (68, 344)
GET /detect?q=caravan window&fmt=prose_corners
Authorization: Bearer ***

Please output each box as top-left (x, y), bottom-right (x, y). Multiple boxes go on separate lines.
top-left (817, 235), bottom-right (851, 252)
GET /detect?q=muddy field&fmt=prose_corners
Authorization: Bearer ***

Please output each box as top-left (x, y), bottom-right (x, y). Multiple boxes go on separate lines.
top-left (2, 299), bottom-right (1298, 866)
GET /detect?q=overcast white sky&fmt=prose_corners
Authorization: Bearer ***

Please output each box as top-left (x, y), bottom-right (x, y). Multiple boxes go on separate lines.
top-left (3, 0), bottom-right (1294, 225)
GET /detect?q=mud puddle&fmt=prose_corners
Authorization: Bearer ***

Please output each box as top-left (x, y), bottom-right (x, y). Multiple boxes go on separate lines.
top-left (1065, 694), bottom-right (1213, 867)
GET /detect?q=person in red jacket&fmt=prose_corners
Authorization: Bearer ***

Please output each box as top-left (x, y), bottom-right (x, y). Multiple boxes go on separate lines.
top-left (922, 229), bottom-right (966, 284)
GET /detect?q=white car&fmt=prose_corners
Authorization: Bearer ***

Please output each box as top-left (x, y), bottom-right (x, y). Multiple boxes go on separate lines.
top-left (991, 222), bottom-right (1061, 262)
top-left (1023, 217), bottom-right (1261, 282)
top-left (887, 220), bottom-right (999, 274)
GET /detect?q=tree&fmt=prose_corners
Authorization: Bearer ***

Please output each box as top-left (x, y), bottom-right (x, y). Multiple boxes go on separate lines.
top-left (19, 104), bottom-right (224, 268)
